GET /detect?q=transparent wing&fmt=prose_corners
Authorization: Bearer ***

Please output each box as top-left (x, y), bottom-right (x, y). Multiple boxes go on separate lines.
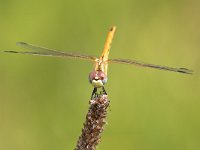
top-left (4, 42), bottom-right (97, 61)
top-left (108, 58), bottom-right (193, 74)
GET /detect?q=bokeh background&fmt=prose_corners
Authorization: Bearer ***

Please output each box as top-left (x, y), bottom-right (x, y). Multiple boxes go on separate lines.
top-left (0, 0), bottom-right (199, 150)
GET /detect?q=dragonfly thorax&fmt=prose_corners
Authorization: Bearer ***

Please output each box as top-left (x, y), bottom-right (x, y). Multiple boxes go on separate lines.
top-left (89, 70), bottom-right (107, 88)
top-left (94, 59), bottom-right (104, 71)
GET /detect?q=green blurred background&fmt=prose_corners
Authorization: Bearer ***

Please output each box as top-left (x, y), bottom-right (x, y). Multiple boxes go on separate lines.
top-left (0, 0), bottom-right (199, 150)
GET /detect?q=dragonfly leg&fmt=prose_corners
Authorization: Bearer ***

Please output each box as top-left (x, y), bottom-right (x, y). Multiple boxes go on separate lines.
top-left (101, 86), bottom-right (107, 95)
top-left (91, 87), bottom-right (107, 99)
top-left (91, 88), bottom-right (97, 99)
top-left (101, 86), bottom-right (111, 110)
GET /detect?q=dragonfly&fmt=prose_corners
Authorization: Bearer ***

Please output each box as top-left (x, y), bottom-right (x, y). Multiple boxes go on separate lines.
top-left (4, 26), bottom-right (193, 98)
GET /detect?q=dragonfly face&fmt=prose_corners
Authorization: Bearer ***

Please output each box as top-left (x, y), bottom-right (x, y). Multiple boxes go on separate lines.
top-left (89, 70), bottom-right (107, 88)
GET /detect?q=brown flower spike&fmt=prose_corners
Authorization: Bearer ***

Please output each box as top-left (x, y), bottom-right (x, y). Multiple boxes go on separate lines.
top-left (75, 95), bottom-right (109, 150)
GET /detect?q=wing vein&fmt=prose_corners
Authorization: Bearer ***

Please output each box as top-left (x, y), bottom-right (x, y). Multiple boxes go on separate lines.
top-left (108, 58), bottom-right (193, 74)
top-left (4, 42), bottom-right (97, 61)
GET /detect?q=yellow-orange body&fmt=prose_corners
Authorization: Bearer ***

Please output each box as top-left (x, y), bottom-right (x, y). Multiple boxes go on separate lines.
top-left (94, 26), bottom-right (116, 76)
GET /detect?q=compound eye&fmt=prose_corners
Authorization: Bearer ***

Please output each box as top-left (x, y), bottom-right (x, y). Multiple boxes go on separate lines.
top-left (97, 71), bottom-right (107, 84)
top-left (97, 71), bottom-right (106, 80)
top-left (89, 72), bottom-right (96, 83)
top-left (88, 71), bottom-right (107, 84)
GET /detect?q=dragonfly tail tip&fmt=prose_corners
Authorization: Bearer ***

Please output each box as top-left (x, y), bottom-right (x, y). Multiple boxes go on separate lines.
top-left (110, 26), bottom-right (116, 31)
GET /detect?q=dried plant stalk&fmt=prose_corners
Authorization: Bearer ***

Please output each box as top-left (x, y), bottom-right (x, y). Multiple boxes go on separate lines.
top-left (75, 94), bottom-right (109, 150)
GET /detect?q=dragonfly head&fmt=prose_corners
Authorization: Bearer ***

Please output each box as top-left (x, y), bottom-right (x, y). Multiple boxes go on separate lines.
top-left (89, 71), bottom-right (107, 88)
